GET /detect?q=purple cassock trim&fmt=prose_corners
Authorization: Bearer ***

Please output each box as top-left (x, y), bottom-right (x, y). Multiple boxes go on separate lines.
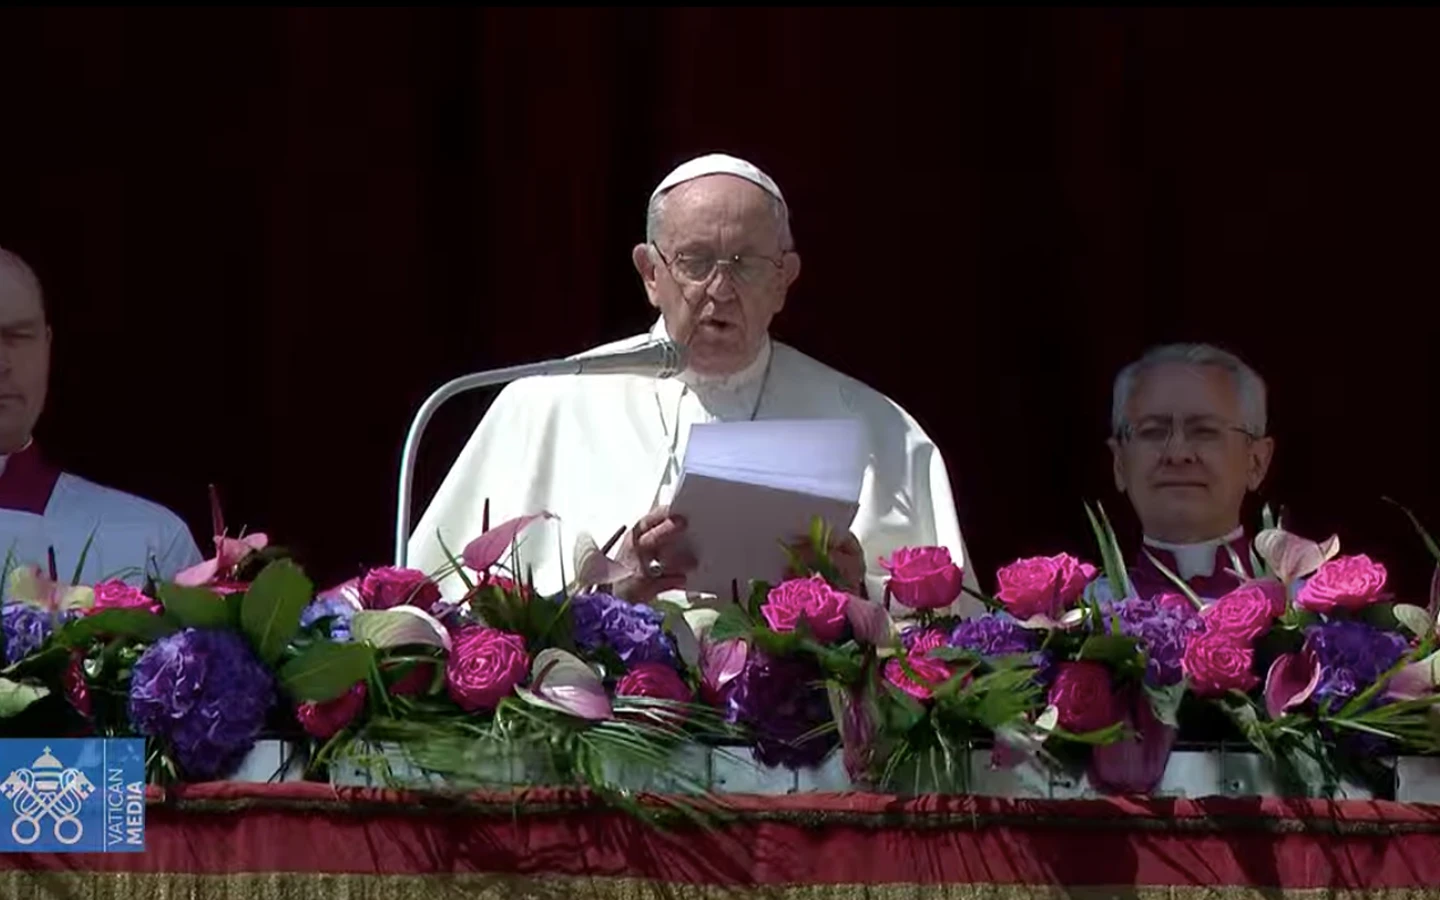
top-left (0, 443), bottom-right (62, 515)
top-left (1129, 537), bottom-right (1253, 600)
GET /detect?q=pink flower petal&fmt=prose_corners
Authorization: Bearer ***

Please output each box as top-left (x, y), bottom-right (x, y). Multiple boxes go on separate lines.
top-left (351, 606), bottom-right (453, 652)
top-left (1263, 650), bottom-right (1322, 720)
top-left (1386, 651), bottom-right (1440, 702)
top-left (461, 512), bottom-right (553, 574)
top-left (173, 557), bottom-right (220, 587)
top-left (572, 531), bottom-right (634, 588)
top-left (701, 638), bottom-right (748, 695)
top-left (1255, 528), bottom-right (1340, 585)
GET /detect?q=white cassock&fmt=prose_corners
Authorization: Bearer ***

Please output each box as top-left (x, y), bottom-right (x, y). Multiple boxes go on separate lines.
top-left (0, 444), bottom-right (202, 586)
top-left (409, 318), bottom-right (981, 611)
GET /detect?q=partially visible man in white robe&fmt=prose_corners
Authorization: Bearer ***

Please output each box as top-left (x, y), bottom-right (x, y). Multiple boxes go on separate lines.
top-left (0, 248), bottom-right (202, 585)
top-left (408, 154), bottom-right (979, 611)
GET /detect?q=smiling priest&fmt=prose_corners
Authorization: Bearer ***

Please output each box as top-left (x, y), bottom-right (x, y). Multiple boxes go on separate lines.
top-left (0, 248), bottom-right (202, 585)
top-left (408, 153), bottom-right (979, 612)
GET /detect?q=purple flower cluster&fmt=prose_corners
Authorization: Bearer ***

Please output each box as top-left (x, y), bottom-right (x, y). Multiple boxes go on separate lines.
top-left (726, 650), bottom-right (837, 769)
top-left (129, 628), bottom-right (275, 780)
top-left (569, 593), bottom-right (676, 667)
top-left (949, 615), bottom-right (1037, 657)
top-left (298, 597), bottom-right (356, 642)
top-left (2, 604), bottom-right (55, 664)
top-left (1109, 595), bottom-right (1206, 687)
top-left (1305, 620), bottom-right (1409, 707)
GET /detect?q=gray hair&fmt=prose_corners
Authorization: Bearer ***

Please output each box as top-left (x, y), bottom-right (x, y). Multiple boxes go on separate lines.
top-left (1111, 343), bottom-right (1268, 437)
top-left (645, 184), bottom-right (794, 251)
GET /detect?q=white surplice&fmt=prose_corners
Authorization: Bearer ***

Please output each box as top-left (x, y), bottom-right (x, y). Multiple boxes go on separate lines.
top-left (408, 320), bottom-right (980, 612)
top-left (0, 446), bottom-right (202, 586)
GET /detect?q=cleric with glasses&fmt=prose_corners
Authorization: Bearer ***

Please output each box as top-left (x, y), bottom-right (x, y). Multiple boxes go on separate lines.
top-left (409, 152), bottom-right (978, 612)
top-left (1107, 343), bottom-right (1276, 600)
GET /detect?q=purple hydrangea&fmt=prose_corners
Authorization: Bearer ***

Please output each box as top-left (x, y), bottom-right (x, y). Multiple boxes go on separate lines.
top-left (949, 615), bottom-right (1037, 657)
top-left (726, 651), bottom-right (837, 769)
top-left (129, 628), bottom-right (275, 780)
top-left (2, 604), bottom-right (55, 664)
top-left (298, 597), bottom-right (356, 642)
top-left (569, 592), bottom-right (676, 667)
top-left (1305, 620), bottom-right (1409, 707)
top-left (1108, 594), bottom-right (1206, 687)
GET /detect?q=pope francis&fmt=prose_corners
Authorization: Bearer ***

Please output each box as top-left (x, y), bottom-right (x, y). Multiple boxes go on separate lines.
top-left (408, 153), bottom-right (978, 610)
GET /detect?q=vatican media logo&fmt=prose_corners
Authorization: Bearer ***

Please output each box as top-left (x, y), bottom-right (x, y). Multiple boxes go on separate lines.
top-left (0, 739), bottom-right (145, 853)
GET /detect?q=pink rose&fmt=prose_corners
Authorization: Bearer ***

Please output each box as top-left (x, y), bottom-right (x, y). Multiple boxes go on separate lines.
top-left (1295, 554), bottom-right (1388, 615)
top-left (884, 654), bottom-right (955, 701)
top-left (445, 626), bottom-right (530, 712)
top-left (90, 580), bottom-right (161, 615)
top-left (382, 659), bottom-right (440, 697)
top-left (995, 554), bottom-right (1098, 620)
top-left (297, 682), bottom-right (367, 739)
top-left (1182, 632), bottom-right (1260, 698)
top-left (879, 546), bottom-right (964, 610)
top-left (617, 662), bottom-right (694, 706)
top-left (1047, 662), bottom-right (1120, 734)
top-left (761, 575), bottom-right (848, 643)
top-left (1201, 584), bottom-right (1280, 642)
top-left (360, 567), bottom-right (442, 611)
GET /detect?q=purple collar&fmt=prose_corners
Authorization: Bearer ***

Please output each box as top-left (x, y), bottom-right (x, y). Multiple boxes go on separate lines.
top-left (0, 443), bottom-right (62, 515)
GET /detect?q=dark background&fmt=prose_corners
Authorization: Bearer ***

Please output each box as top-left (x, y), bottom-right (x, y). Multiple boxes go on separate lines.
top-left (1, 8), bottom-right (1436, 594)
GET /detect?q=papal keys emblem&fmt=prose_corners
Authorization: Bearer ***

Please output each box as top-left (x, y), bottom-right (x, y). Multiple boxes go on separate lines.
top-left (0, 746), bottom-right (95, 845)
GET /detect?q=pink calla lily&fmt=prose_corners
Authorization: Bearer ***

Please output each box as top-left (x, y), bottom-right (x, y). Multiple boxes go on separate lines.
top-left (1263, 650), bottom-right (1322, 719)
top-left (516, 648), bottom-right (612, 721)
top-left (1255, 528), bottom-right (1340, 586)
top-left (461, 512), bottom-right (553, 574)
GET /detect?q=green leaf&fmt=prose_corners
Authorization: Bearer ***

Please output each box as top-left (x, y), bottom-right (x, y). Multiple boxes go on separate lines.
top-left (240, 559), bottom-right (314, 665)
top-left (1144, 680), bottom-right (1187, 728)
top-left (1141, 549), bottom-right (1203, 610)
top-left (1077, 634), bottom-right (1141, 666)
top-left (157, 583), bottom-right (231, 629)
top-left (1385, 497), bottom-right (1440, 564)
top-left (746, 581), bottom-right (770, 622)
top-left (1083, 502), bottom-right (1130, 598)
top-left (0, 677), bottom-right (48, 718)
top-left (708, 604), bottom-right (754, 644)
top-left (880, 683), bottom-right (928, 734)
top-left (57, 609), bottom-right (177, 646)
top-left (70, 527), bottom-right (99, 587)
top-left (1225, 699), bottom-right (1276, 761)
top-left (278, 641), bottom-right (375, 702)
top-left (1362, 602), bottom-right (1402, 633)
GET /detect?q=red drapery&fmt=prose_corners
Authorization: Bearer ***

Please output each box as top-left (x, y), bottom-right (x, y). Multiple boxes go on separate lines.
top-left (3, 783), bottom-right (1440, 897)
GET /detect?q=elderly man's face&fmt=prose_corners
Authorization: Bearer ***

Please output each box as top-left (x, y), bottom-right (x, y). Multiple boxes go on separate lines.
top-left (0, 261), bottom-right (48, 454)
top-left (1109, 363), bottom-right (1274, 543)
top-left (632, 175), bottom-right (800, 376)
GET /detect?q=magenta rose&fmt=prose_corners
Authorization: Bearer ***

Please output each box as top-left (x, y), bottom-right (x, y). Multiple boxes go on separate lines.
top-left (90, 580), bottom-right (161, 615)
top-left (1047, 662), bottom-right (1120, 734)
top-left (296, 681), bottom-right (367, 740)
top-left (360, 567), bottom-right (442, 610)
top-left (995, 553), bottom-right (1098, 620)
top-left (762, 575), bottom-right (848, 643)
top-left (880, 546), bottom-right (964, 610)
top-left (617, 662), bottom-right (694, 705)
top-left (884, 654), bottom-right (956, 701)
top-left (1295, 554), bottom-right (1388, 615)
top-left (1182, 632), bottom-right (1260, 698)
top-left (445, 626), bottom-right (530, 712)
top-left (1201, 584), bottom-right (1280, 642)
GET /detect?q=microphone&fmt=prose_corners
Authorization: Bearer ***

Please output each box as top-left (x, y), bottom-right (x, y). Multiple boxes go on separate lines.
top-left (393, 339), bottom-right (688, 566)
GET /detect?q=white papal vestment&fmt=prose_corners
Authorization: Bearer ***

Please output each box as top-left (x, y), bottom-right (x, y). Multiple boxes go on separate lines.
top-left (409, 320), bottom-right (980, 612)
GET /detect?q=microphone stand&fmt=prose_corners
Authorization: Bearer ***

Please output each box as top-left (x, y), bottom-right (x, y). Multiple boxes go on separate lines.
top-left (393, 343), bottom-right (686, 567)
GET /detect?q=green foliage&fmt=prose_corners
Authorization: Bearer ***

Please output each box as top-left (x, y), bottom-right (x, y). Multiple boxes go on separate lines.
top-left (240, 559), bottom-right (313, 665)
top-left (157, 584), bottom-right (232, 630)
top-left (279, 642), bottom-right (376, 703)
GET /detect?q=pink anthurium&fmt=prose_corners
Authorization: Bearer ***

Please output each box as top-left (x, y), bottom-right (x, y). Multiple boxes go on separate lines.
top-left (351, 606), bottom-right (452, 652)
top-left (1264, 650), bottom-right (1322, 719)
top-left (844, 593), bottom-right (898, 648)
top-left (700, 637), bottom-right (748, 704)
top-left (570, 530), bottom-right (634, 590)
top-left (1385, 651), bottom-right (1440, 702)
top-left (515, 648), bottom-right (612, 721)
top-left (461, 512), bottom-right (553, 574)
top-left (173, 486), bottom-right (268, 587)
top-left (1254, 528), bottom-right (1340, 586)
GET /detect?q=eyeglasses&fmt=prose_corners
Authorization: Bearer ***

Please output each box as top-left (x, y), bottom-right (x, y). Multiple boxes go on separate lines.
top-left (1117, 417), bottom-right (1259, 450)
top-left (651, 244), bottom-right (786, 288)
